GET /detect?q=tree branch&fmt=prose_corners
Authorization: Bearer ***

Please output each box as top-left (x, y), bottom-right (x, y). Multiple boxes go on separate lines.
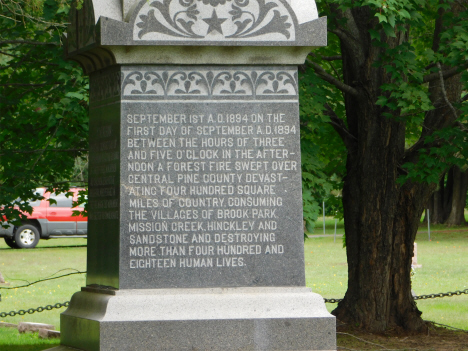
top-left (309, 53), bottom-right (343, 81)
top-left (0, 50), bottom-right (19, 58)
top-left (330, 28), bottom-right (350, 42)
top-left (460, 93), bottom-right (468, 103)
top-left (436, 62), bottom-right (459, 120)
top-left (455, 0), bottom-right (468, 10)
top-left (324, 103), bottom-right (357, 151)
top-left (306, 59), bottom-right (360, 97)
top-left (403, 106), bottom-right (458, 166)
top-left (0, 13), bottom-right (20, 22)
top-left (0, 40), bottom-right (58, 46)
top-left (322, 55), bottom-right (342, 61)
top-left (0, 83), bottom-right (58, 87)
top-left (423, 61), bottom-right (468, 83)
top-left (29, 120), bottom-right (63, 173)
top-left (1, 60), bottom-right (60, 71)
top-left (0, 149), bottom-right (88, 156)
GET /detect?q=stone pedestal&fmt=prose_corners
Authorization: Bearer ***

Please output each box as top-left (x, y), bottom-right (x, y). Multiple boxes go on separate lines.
top-left (50, 0), bottom-right (335, 350)
top-left (56, 287), bottom-right (334, 351)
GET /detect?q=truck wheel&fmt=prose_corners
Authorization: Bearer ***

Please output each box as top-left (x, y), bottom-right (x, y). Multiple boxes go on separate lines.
top-left (4, 237), bottom-right (19, 249)
top-left (14, 225), bottom-right (40, 249)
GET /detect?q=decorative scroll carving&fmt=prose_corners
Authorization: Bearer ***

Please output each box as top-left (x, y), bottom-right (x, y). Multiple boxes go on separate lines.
top-left (132, 0), bottom-right (296, 41)
top-left (121, 68), bottom-right (298, 100)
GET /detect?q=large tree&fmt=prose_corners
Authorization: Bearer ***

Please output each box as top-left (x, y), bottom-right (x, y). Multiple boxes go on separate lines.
top-left (301, 0), bottom-right (468, 332)
top-left (0, 0), bottom-right (88, 221)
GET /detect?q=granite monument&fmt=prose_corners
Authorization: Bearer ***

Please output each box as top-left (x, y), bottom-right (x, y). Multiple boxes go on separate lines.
top-left (47, 0), bottom-right (335, 349)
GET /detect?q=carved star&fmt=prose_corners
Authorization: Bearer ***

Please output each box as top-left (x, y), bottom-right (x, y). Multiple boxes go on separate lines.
top-left (203, 10), bottom-right (227, 35)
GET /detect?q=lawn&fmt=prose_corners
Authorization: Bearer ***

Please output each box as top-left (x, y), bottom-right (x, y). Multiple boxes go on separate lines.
top-left (0, 238), bottom-right (86, 329)
top-left (0, 327), bottom-right (58, 351)
top-left (0, 224), bottom-right (466, 349)
top-left (306, 217), bottom-right (468, 330)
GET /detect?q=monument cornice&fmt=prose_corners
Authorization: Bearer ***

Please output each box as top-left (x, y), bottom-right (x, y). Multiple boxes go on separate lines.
top-left (65, 0), bottom-right (326, 73)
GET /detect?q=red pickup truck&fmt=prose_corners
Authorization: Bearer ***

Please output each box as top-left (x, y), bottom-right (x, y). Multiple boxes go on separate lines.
top-left (0, 188), bottom-right (87, 249)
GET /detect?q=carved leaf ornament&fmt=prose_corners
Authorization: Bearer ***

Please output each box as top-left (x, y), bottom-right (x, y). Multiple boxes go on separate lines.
top-left (133, 0), bottom-right (296, 41)
top-left (121, 68), bottom-right (298, 100)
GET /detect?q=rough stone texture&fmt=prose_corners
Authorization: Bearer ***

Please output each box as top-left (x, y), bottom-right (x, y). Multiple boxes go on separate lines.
top-left (60, 287), bottom-right (336, 351)
top-left (0, 271), bottom-right (5, 283)
top-left (18, 322), bottom-right (55, 333)
top-left (0, 322), bottom-right (17, 328)
top-left (39, 329), bottom-right (61, 339)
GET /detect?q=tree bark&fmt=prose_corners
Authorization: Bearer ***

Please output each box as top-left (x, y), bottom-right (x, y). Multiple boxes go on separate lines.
top-left (424, 174), bottom-right (446, 224)
top-left (445, 167), bottom-right (468, 225)
top-left (326, 3), bottom-right (463, 332)
top-left (425, 167), bottom-right (468, 226)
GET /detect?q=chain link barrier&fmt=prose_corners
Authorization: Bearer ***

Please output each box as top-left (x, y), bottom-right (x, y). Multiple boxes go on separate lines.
top-left (0, 301), bottom-right (69, 318)
top-left (0, 289), bottom-right (467, 316)
top-left (324, 298), bottom-right (343, 303)
top-left (414, 289), bottom-right (468, 300)
top-left (324, 289), bottom-right (468, 303)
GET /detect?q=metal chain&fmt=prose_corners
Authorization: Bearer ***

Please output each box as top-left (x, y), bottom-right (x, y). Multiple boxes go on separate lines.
top-left (0, 301), bottom-right (69, 318)
top-left (414, 289), bottom-right (468, 300)
top-left (324, 298), bottom-right (343, 303)
top-left (324, 289), bottom-right (468, 303)
top-left (1, 289), bottom-right (467, 315)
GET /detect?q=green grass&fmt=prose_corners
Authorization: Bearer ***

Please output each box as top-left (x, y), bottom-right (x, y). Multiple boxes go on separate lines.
top-left (0, 328), bottom-right (58, 351)
top-left (0, 224), bottom-right (466, 350)
top-left (412, 229), bottom-right (468, 329)
top-left (308, 217), bottom-right (346, 236)
top-left (305, 222), bottom-right (468, 330)
top-left (0, 238), bottom-right (87, 329)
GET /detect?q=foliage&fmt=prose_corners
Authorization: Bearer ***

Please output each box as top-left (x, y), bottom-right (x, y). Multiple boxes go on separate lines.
top-left (299, 0), bottom-right (468, 225)
top-left (299, 32), bottom-right (347, 229)
top-left (0, 0), bottom-right (89, 224)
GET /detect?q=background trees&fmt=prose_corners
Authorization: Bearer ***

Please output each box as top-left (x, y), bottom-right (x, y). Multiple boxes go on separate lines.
top-left (0, 0), bottom-right (88, 222)
top-left (300, 0), bottom-right (468, 332)
top-left (425, 165), bottom-right (468, 225)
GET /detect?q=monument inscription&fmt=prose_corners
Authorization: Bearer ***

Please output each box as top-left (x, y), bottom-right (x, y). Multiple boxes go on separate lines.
top-left (88, 65), bottom-right (304, 288)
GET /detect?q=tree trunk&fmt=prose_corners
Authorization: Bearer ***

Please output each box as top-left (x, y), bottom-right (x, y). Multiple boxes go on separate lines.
top-left (424, 174), bottom-right (446, 224)
top-left (424, 167), bottom-right (468, 226)
top-left (445, 166), bottom-right (468, 226)
top-left (327, 4), bottom-right (463, 332)
top-left (424, 166), bottom-right (468, 225)
top-left (333, 99), bottom-right (434, 332)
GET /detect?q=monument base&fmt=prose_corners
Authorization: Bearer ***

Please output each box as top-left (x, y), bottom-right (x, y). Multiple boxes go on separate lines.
top-left (49, 286), bottom-right (335, 351)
